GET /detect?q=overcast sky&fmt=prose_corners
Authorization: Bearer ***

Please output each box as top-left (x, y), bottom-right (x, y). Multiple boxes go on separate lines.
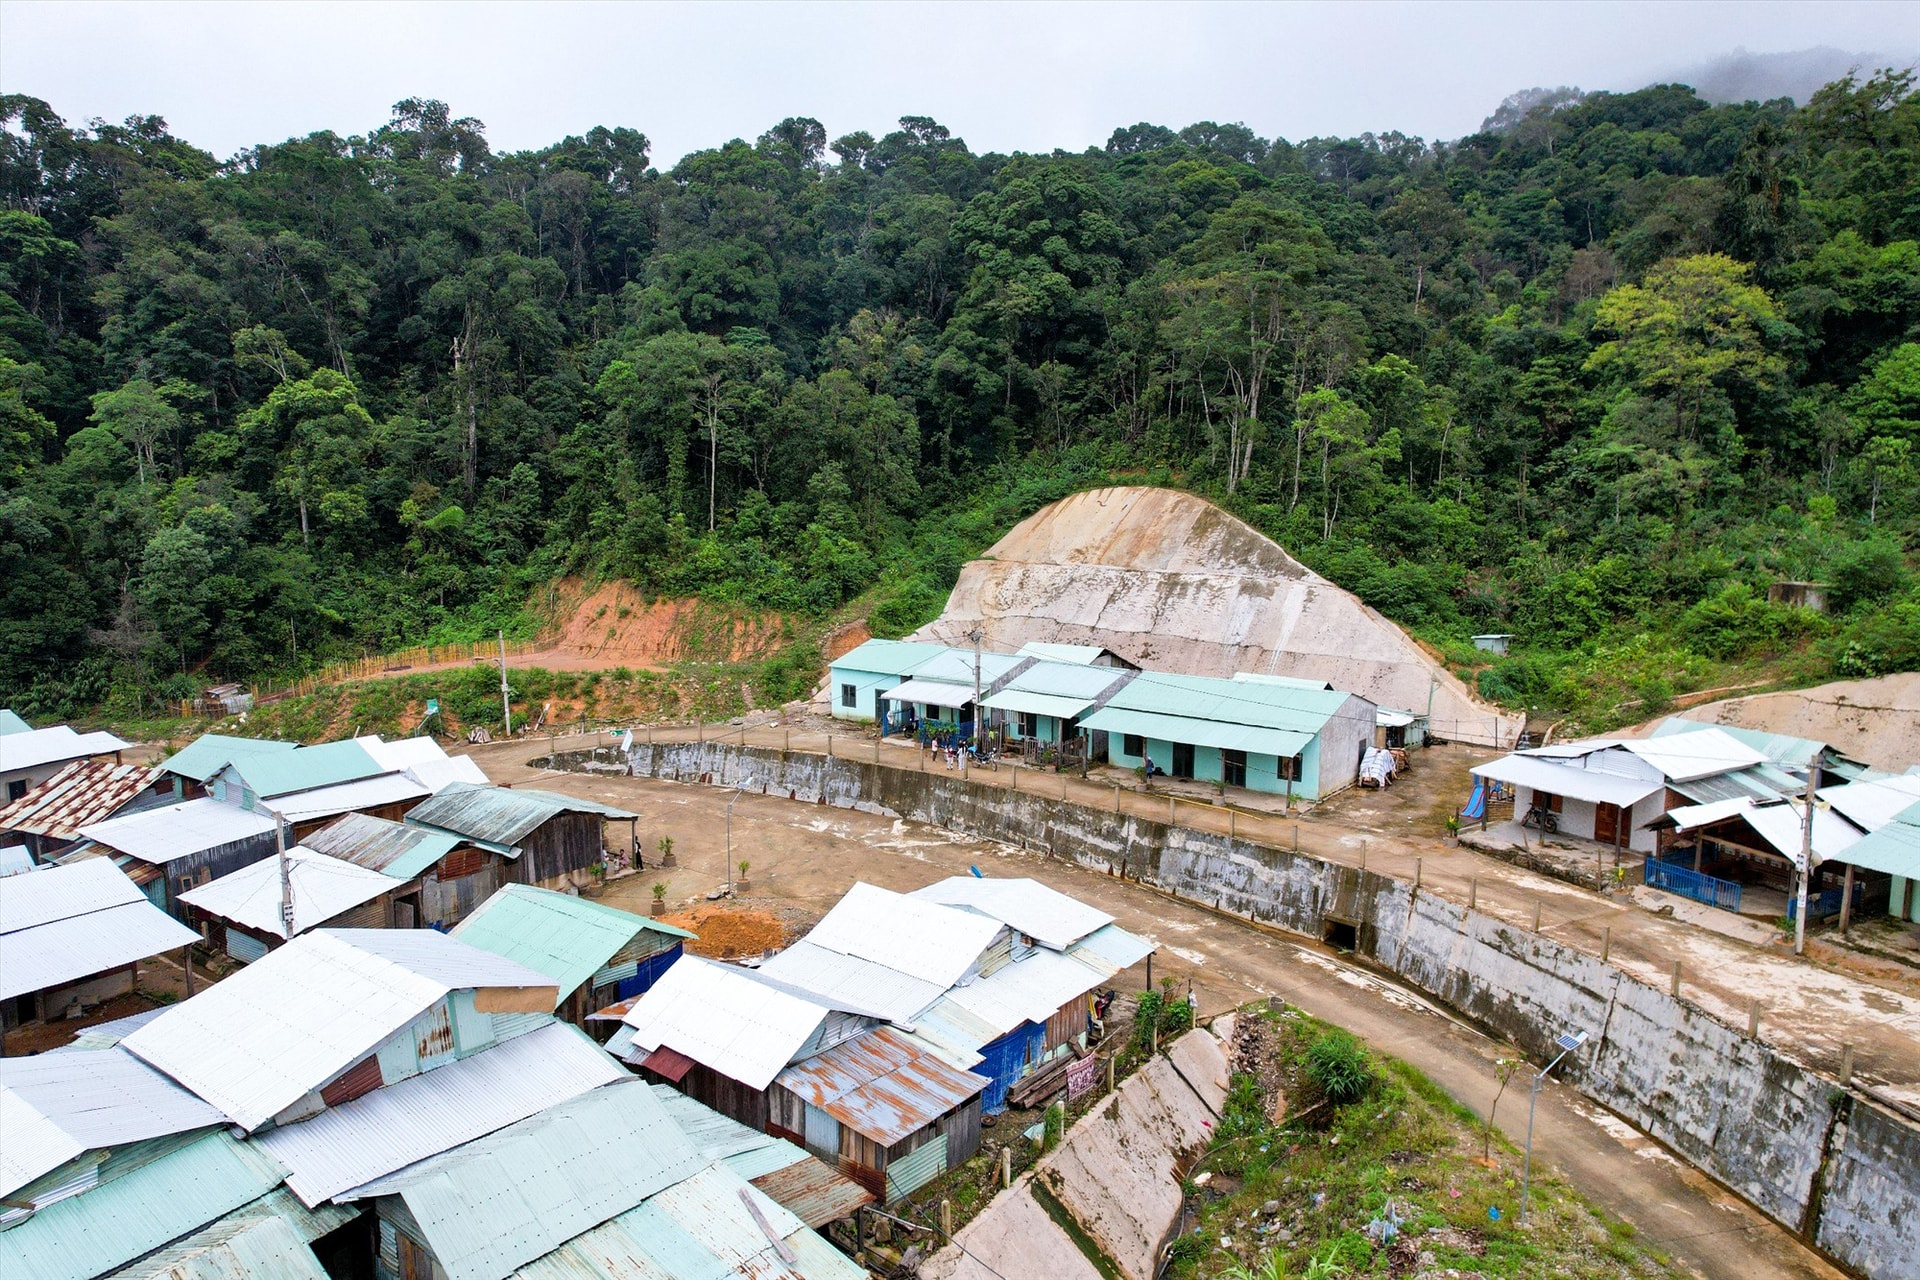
top-left (5, 1), bottom-right (1918, 165)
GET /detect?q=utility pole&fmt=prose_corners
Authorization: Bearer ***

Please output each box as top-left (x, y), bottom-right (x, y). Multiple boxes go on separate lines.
top-left (968, 627), bottom-right (984, 749)
top-left (498, 629), bottom-right (513, 738)
top-left (275, 811), bottom-right (295, 941)
top-left (1795, 763), bottom-right (1819, 956)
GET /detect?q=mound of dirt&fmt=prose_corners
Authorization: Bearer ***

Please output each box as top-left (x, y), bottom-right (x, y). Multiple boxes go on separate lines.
top-left (913, 487), bottom-right (1513, 746)
top-left (549, 580), bottom-right (797, 666)
top-left (660, 904), bottom-right (789, 959)
top-left (1637, 672), bottom-right (1920, 771)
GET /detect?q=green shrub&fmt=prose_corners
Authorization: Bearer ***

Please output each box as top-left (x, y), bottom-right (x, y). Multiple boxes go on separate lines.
top-left (1828, 539), bottom-right (1909, 612)
top-left (1304, 1030), bottom-right (1375, 1104)
top-left (1132, 990), bottom-right (1165, 1051)
top-left (1160, 994), bottom-right (1194, 1038)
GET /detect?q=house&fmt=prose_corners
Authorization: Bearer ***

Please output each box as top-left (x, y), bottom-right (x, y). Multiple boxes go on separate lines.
top-left (74, 796), bottom-right (281, 918)
top-left (269, 771), bottom-right (433, 839)
top-left (1829, 792), bottom-right (1920, 925)
top-left (1080, 671), bottom-right (1377, 801)
top-left (981, 659), bottom-right (1137, 760)
top-left (1649, 716), bottom-right (1871, 779)
top-left (451, 884), bottom-right (693, 1028)
top-left (1646, 795), bottom-right (1875, 916)
top-left (1, 858), bottom-right (200, 1032)
top-left (179, 847), bottom-right (405, 963)
top-left (648, 1082), bottom-right (875, 1227)
top-left (0, 758), bottom-right (169, 861)
top-left (826, 638), bottom-right (951, 723)
top-left (404, 782), bottom-right (639, 891)
top-left (1015, 640), bottom-right (1138, 669)
top-left (155, 732), bottom-right (297, 800)
top-left (204, 738), bottom-right (387, 812)
top-left (1471, 727), bottom-right (1781, 856)
top-left (299, 811), bottom-right (495, 929)
top-left (878, 647), bottom-right (1030, 736)
top-left (0, 719), bottom-right (131, 802)
top-left (0, 844), bottom-right (30, 878)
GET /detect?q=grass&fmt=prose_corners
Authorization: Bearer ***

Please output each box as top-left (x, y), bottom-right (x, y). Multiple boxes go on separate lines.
top-left (1171, 1004), bottom-right (1679, 1280)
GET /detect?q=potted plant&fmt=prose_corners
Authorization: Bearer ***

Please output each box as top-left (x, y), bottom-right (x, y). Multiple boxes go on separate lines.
top-left (650, 882), bottom-right (669, 917)
top-left (585, 862), bottom-right (607, 896)
top-left (1444, 814), bottom-right (1461, 847)
top-left (658, 835), bottom-right (676, 868)
top-left (735, 859), bottom-right (751, 893)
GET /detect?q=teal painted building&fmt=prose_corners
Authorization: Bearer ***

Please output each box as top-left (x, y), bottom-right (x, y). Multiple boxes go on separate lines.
top-left (826, 639), bottom-right (950, 723)
top-left (981, 660), bottom-right (1135, 753)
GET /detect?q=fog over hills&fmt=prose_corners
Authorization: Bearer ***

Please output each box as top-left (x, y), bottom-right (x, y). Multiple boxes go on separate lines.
top-left (1654, 45), bottom-right (1917, 105)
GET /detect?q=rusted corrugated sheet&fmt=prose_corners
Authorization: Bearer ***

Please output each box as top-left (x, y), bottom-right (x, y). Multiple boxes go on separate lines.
top-left (776, 1027), bottom-right (989, 1147)
top-left (0, 760), bottom-right (161, 840)
top-left (642, 1045), bottom-right (695, 1082)
top-left (751, 1156), bottom-right (874, 1227)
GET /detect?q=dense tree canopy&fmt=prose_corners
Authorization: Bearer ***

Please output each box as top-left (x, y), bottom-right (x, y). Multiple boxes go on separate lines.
top-left (2, 72), bottom-right (1917, 718)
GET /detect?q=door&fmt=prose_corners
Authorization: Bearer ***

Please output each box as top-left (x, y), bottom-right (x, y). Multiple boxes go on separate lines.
top-left (1222, 749), bottom-right (1247, 788)
top-left (1172, 742), bottom-right (1195, 779)
top-left (1595, 802), bottom-right (1624, 846)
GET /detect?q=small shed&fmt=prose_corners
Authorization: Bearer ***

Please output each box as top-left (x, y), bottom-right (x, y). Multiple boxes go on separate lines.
top-left (404, 784), bottom-right (638, 891)
top-left (179, 847), bottom-right (403, 963)
top-left (299, 812), bottom-right (492, 929)
top-left (451, 884), bottom-right (693, 1028)
top-left (1, 859), bottom-right (199, 1030)
top-left (1471, 634), bottom-right (1515, 655)
top-left (826, 638), bottom-right (950, 723)
top-left (0, 760), bottom-right (169, 860)
top-left (76, 797), bottom-right (280, 919)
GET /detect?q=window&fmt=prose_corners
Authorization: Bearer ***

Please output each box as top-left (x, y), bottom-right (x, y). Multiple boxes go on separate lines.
top-left (1122, 734), bottom-right (1144, 758)
top-left (1222, 749), bottom-right (1247, 788)
top-left (1018, 711), bottom-right (1039, 738)
top-left (6, 779), bottom-right (24, 802)
top-left (840, 682), bottom-right (857, 709)
top-left (1278, 754), bottom-right (1302, 782)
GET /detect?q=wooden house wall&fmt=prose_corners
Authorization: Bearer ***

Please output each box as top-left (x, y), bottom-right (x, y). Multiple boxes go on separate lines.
top-left (154, 832), bottom-right (279, 919)
top-left (512, 813), bottom-right (606, 887)
top-left (289, 797), bottom-right (424, 844)
top-left (654, 1060), bottom-right (770, 1132)
top-left (1043, 996), bottom-right (1085, 1054)
top-left (417, 851), bottom-right (506, 928)
top-left (768, 1082), bottom-right (983, 1195)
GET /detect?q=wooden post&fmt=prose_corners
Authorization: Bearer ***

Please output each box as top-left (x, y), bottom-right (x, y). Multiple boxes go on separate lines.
top-left (182, 945), bottom-right (194, 996)
top-left (1748, 998), bottom-right (1761, 1037)
top-left (940, 1199), bottom-right (953, 1239)
top-left (1001, 1145), bottom-right (1013, 1188)
top-left (826, 734), bottom-right (832, 758)
top-left (1414, 857), bottom-right (1422, 889)
top-left (1601, 926), bottom-right (1611, 963)
top-left (1468, 878), bottom-right (1478, 910)
top-left (1531, 902), bottom-right (1541, 933)
top-left (1011, 765), bottom-right (1017, 793)
top-left (1107, 1056), bottom-right (1115, 1093)
top-left (1670, 961), bottom-right (1682, 998)
top-left (874, 740), bottom-right (880, 764)
top-left (1840, 1043), bottom-right (1854, 1085)
top-left (1229, 810), bottom-right (1236, 842)
top-left (1061, 774), bottom-right (1069, 801)
top-left (1360, 839), bottom-right (1367, 870)
top-left (697, 720), bottom-right (703, 744)
top-left (1840, 864), bottom-right (1855, 933)
top-left (1114, 784), bottom-right (1121, 813)
top-left (1168, 796), bottom-right (1176, 826)
top-left (784, 727), bottom-right (789, 754)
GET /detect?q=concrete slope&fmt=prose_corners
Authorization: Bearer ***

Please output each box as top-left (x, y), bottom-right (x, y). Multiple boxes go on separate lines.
top-left (913, 486), bottom-right (1513, 746)
top-left (1635, 672), bottom-right (1920, 771)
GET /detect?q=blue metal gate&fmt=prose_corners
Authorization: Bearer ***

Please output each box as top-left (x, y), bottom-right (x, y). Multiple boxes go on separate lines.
top-left (1644, 856), bottom-right (1742, 912)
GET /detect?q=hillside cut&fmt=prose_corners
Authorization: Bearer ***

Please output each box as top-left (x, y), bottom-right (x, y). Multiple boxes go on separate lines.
top-left (913, 487), bottom-right (1511, 746)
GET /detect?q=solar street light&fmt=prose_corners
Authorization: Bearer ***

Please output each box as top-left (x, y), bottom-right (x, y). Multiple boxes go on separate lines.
top-left (1521, 1028), bottom-right (1590, 1225)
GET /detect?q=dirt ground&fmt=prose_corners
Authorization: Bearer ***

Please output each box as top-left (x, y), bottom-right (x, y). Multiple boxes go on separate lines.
top-left (656, 903), bottom-right (793, 958)
top-left (464, 735), bottom-right (1849, 1280)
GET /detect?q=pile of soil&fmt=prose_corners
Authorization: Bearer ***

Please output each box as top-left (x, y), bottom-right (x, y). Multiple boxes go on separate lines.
top-left (661, 904), bottom-right (789, 959)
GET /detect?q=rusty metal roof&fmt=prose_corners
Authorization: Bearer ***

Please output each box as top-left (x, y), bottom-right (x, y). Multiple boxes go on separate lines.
top-left (776, 1026), bottom-right (988, 1146)
top-left (405, 783), bottom-right (637, 847)
top-left (750, 1157), bottom-right (874, 1228)
top-left (0, 760), bottom-right (161, 840)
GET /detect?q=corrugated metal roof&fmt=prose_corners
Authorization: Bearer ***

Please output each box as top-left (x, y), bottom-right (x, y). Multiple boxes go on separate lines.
top-left (1001, 660), bottom-right (1132, 700)
top-left (1232, 672), bottom-right (1336, 690)
top-left (355, 735), bottom-right (451, 772)
top-left (299, 812), bottom-right (462, 880)
top-left (0, 1130), bottom-right (288, 1280)
top-left (452, 885), bottom-right (692, 1003)
top-left (940, 946), bottom-right (1111, 1039)
top-left (1, 1089), bottom-right (84, 1200)
top-left (0, 726), bottom-right (131, 776)
top-left (1669, 765), bottom-right (1793, 806)
top-left (654, 1085), bottom-right (877, 1224)
top-left (881, 677), bottom-right (983, 707)
top-left (268, 1021), bottom-right (625, 1207)
top-left (910, 876), bottom-right (1112, 950)
top-left (775, 1027), bottom-right (988, 1146)
top-left (407, 756), bottom-right (491, 792)
top-left (0, 709), bottom-right (32, 735)
top-left (1, 901), bottom-right (200, 1000)
top-left (103, 1207), bottom-right (331, 1280)
top-left (1470, 753), bottom-right (1666, 808)
top-left (1079, 705), bottom-right (1316, 759)
top-left (803, 882), bottom-right (1002, 988)
top-left (268, 772), bottom-right (430, 823)
top-left (905, 650), bottom-right (1028, 687)
top-left (406, 783), bottom-right (637, 847)
top-left (620, 956), bottom-right (833, 1091)
top-left (1, 843), bottom-right (31, 876)
top-left (649, 1083), bottom-right (795, 1162)
top-left (2, 856), bottom-right (146, 931)
top-left (749, 1158), bottom-right (875, 1229)
top-left (178, 848), bottom-right (394, 939)
top-left (1653, 717), bottom-right (1837, 769)
top-left (1659, 797), bottom-right (1761, 832)
top-left (1101, 670), bottom-right (1351, 730)
top-left (122, 929), bottom-right (558, 1133)
top-left (0, 761), bottom-right (161, 840)
top-left (754, 940), bottom-right (946, 1023)
top-left (1618, 729), bottom-right (1769, 783)
top-left (215, 739), bottom-right (384, 799)
top-left (1741, 800), bottom-right (1865, 868)
top-left (1067, 922), bottom-right (1157, 975)
top-left (1841, 815), bottom-right (1920, 879)
top-left (1, 1046), bottom-right (223, 1152)
top-left (53, 1005), bottom-right (168, 1051)
top-left (343, 1080), bottom-right (702, 1280)
top-left (158, 734), bottom-right (297, 784)
top-left (1015, 642), bottom-right (1107, 664)
top-left (78, 798), bottom-right (277, 864)
top-left (1821, 775), bottom-right (1920, 834)
top-left (829, 638), bottom-right (951, 675)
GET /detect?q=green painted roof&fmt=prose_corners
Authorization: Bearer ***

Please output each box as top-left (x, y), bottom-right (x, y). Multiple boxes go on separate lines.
top-left (160, 734), bottom-right (298, 783)
top-left (0, 709), bottom-right (32, 735)
top-left (452, 884), bottom-right (692, 1000)
top-left (828, 638), bottom-right (949, 675)
top-left (217, 739), bottom-right (382, 798)
top-left (1101, 671), bottom-right (1352, 733)
top-left (0, 1131), bottom-right (286, 1280)
top-left (1079, 706), bottom-right (1314, 759)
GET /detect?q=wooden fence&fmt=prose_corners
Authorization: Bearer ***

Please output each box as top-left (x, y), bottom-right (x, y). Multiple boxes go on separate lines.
top-left (250, 635), bottom-right (557, 704)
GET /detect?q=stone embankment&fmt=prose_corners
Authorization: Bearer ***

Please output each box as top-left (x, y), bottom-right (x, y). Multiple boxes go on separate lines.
top-left (559, 740), bottom-right (1916, 1280)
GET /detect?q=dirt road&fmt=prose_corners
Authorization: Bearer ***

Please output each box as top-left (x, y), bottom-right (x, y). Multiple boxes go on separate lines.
top-left (466, 739), bottom-right (1847, 1280)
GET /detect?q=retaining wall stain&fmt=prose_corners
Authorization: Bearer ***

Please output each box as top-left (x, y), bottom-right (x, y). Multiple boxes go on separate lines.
top-left (576, 741), bottom-right (1914, 1280)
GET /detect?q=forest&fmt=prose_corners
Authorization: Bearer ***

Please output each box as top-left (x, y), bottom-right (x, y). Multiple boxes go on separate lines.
top-left (1, 72), bottom-right (1917, 723)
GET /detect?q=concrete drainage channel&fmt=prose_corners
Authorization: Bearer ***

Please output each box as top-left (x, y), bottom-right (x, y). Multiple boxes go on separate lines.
top-left (560, 741), bottom-right (1917, 1280)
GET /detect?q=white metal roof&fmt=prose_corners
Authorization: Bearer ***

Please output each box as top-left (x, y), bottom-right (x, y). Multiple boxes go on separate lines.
top-left (354, 735), bottom-right (451, 772)
top-left (263, 1021), bottom-right (625, 1207)
top-left (0, 1089), bottom-right (83, 1200)
top-left (802, 882), bottom-right (1003, 987)
top-left (910, 876), bottom-right (1112, 950)
top-left (406, 756), bottom-right (490, 792)
top-left (938, 946), bottom-right (1112, 1038)
top-left (78, 797), bottom-right (278, 863)
top-left (122, 929), bottom-right (558, 1132)
top-left (1661, 797), bottom-right (1760, 832)
top-left (880, 677), bottom-right (980, 707)
top-left (1016, 642), bottom-right (1107, 664)
top-left (1741, 801), bottom-right (1865, 869)
top-left (341, 1080), bottom-right (702, 1280)
top-left (1068, 923), bottom-right (1157, 974)
top-left (1619, 729), bottom-right (1769, 782)
top-left (1, 856), bottom-right (145, 932)
top-left (620, 956), bottom-right (833, 1091)
top-left (1, 1047), bottom-right (223, 1153)
top-left (268, 772), bottom-right (430, 823)
top-left (981, 687), bottom-right (1098, 721)
top-left (1470, 753), bottom-right (1666, 808)
top-left (1, 902), bottom-right (202, 1000)
top-left (753, 940), bottom-right (948, 1023)
top-left (178, 848), bottom-right (394, 939)
top-left (0, 844), bottom-right (31, 876)
top-left (0, 726), bottom-right (130, 775)
top-left (905, 649), bottom-right (1028, 686)
top-left (1821, 775), bottom-right (1920, 834)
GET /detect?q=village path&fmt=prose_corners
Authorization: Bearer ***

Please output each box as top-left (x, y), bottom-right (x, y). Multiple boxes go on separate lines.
top-left (464, 735), bottom-right (1848, 1280)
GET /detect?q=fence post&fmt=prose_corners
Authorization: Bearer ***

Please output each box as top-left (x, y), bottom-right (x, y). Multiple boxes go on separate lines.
top-left (1669, 961), bottom-right (1682, 998)
top-left (1468, 878), bottom-right (1477, 910)
top-left (1360, 839), bottom-right (1367, 870)
top-left (1229, 810), bottom-right (1236, 842)
top-left (1748, 998), bottom-right (1761, 1037)
top-left (1600, 926), bottom-right (1611, 963)
top-left (1168, 796), bottom-right (1175, 826)
top-left (1114, 785), bottom-right (1121, 813)
top-left (1001, 1145), bottom-right (1012, 1189)
top-left (1531, 902), bottom-right (1541, 933)
top-left (1840, 1043), bottom-right (1854, 1085)
top-left (827, 734), bottom-right (832, 758)
top-left (1414, 857), bottom-right (1422, 889)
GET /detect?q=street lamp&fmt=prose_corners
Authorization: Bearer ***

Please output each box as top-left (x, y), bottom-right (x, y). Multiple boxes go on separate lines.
top-left (1520, 1029), bottom-right (1589, 1225)
top-left (726, 780), bottom-right (753, 896)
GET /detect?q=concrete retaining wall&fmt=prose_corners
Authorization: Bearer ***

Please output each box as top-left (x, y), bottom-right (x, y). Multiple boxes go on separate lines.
top-left (594, 741), bottom-right (1916, 1279)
